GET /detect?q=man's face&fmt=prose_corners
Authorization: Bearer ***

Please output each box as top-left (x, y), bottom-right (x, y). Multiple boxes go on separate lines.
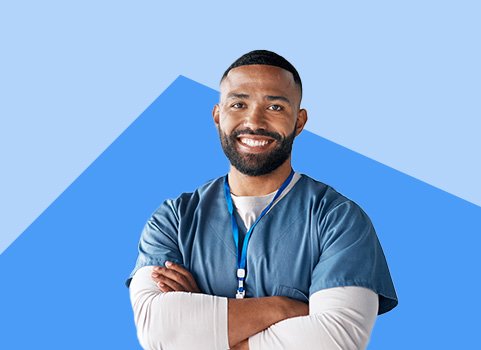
top-left (213, 65), bottom-right (307, 176)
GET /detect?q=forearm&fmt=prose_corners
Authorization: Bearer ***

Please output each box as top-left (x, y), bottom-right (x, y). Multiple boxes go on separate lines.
top-left (248, 287), bottom-right (379, 350)
top-left (231, 339), bottom-right (249, 350)
top-left (228, 296), bottom-right (290, 348)
top-left (131, 266), bottom-right (306, 349)
top-left (130, 266), bottom-right (229, 350)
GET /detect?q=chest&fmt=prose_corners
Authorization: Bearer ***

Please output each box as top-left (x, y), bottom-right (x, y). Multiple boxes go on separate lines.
top-left (177, 205), bottom-right (321, 301)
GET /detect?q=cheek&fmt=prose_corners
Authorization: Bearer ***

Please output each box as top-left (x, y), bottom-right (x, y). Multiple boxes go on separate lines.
top-left (271, 119), bottom-right (294, 134)
top-left (218, 113), bottom-right (238, 133)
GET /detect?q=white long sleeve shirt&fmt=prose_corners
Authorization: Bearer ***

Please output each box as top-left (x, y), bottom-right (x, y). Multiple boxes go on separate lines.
top-left (130, 266), bottom-right (378, 349)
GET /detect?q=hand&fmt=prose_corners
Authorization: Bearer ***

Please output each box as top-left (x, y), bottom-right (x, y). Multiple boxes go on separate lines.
top-left (151, 261), bottom-right (201, 293)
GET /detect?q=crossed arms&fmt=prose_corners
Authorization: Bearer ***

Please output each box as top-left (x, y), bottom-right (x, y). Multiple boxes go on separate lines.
top-left (129, 262), bottom-right (379, 350)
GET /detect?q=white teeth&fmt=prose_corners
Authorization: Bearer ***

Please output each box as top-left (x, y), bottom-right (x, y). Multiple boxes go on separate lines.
top-left (240, 138), bottom-right (270, 147)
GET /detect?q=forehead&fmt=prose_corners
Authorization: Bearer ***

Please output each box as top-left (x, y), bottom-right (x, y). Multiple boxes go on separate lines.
top-left (220, 65), bottom-right (299, 100)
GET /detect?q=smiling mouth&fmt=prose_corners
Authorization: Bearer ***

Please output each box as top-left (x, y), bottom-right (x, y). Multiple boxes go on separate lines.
top-left (237, 135), bottom-right (275, 151)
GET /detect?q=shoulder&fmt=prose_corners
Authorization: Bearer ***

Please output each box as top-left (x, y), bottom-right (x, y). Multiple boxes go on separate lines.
top-left (298, 175), bottom-right (375, 250)
top-left (296, 173), bottom-right (366, 218)
top-left (151, 176), bottom-right (225, 219)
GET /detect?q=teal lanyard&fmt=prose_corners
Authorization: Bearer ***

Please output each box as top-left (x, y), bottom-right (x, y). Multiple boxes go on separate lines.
top-left (223, 169), bottom-right (295, 298)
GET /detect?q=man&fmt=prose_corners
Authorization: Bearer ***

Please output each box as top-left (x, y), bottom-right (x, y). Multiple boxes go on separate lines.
top-left (127, 50), bottom-right (398, 350)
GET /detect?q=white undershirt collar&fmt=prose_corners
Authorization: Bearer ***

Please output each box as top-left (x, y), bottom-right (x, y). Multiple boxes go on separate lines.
top-left (230, 172), bottom-right (301, 230)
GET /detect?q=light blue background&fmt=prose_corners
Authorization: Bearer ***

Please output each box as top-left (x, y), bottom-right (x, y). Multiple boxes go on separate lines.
top-left (0, 1), bottom-right (480, 348)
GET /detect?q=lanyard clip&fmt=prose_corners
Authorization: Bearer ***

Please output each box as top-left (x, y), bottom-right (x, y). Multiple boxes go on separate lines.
top-left (236, 269), bottom-right (246, 299)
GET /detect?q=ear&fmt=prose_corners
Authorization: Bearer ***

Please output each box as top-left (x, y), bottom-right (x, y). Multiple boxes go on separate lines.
top-left (212, 104), bottom-right (220, 127)
top-left (294, 108), bottom-right (308, 137)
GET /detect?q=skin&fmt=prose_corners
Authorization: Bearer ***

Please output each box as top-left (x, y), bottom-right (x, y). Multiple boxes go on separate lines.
top-left (213, 64), bottom-right (307, 196)
top-left (152, 65), bottom-right (309, 349)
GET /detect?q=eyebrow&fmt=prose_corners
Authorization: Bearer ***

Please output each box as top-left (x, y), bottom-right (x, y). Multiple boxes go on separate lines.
top-left (226, 93), bottom-right (291, 105)
top-left (226, 93), bottom-right (250, 100)
top-left (265, 95), bottom-right (291, 104)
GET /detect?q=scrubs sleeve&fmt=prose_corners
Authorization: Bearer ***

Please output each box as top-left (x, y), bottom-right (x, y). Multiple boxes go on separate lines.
top-left (126, 199), bottom-right (183, 287)
top-left (310, 200), bottom-right (398, 315)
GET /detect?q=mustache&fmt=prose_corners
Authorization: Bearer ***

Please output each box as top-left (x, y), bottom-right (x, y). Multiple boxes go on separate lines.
top-left (230, 128), bottom-right (282, 141)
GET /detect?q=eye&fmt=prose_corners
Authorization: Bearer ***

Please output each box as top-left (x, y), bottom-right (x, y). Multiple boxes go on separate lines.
top-left (231, 102), bottom-right (245, 109)
top-left (268, 104), bottom-right (284, 111)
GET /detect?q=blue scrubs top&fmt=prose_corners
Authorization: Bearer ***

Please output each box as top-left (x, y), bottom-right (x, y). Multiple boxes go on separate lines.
top-left (127, 173), bottom-right (398, 315)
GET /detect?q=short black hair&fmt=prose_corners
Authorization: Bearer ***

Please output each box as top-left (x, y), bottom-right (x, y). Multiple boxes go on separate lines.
top-left (221, 50), bottom-right (302, 99)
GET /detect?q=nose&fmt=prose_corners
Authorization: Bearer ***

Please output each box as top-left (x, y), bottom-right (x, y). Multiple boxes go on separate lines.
top-left (243, 104), bottom-right (267, 130)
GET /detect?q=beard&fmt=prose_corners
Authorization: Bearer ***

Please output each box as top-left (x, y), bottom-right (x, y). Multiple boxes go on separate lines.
top-left (217, 124), bottom-right (297, 176)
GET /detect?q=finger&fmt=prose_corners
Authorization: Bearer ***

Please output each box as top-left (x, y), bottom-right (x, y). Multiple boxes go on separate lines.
top-left (156, 275), bottom-right (187, 292)
top-left (151, 265), bottom-right (163, 278)
top-left (154, 263), bottom-right (200, 292)
top-left (157, 266), bottom-right (192, 289)
top-left (152, 268), bottom-right (189, 289)
top-left (154, 270), bottom-right (199, 293)
top-left (164, 261), bottom-right (191, 277)
top-left (152, 267), bottom-right (178, 280)
top-left (151, 268), bottom-right (165, 282)
top-left (157, 281), bottom-right (174, 293)
top-left (165, 261), bottom-right (199, 291)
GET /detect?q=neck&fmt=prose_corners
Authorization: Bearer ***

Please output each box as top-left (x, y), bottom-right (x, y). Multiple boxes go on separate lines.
top-left (228, 159), bottom-right (293, 196)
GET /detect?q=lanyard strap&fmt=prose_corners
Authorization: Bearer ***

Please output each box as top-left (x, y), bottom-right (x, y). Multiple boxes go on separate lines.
top-left (223, 169), bottom-right (295, 298)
